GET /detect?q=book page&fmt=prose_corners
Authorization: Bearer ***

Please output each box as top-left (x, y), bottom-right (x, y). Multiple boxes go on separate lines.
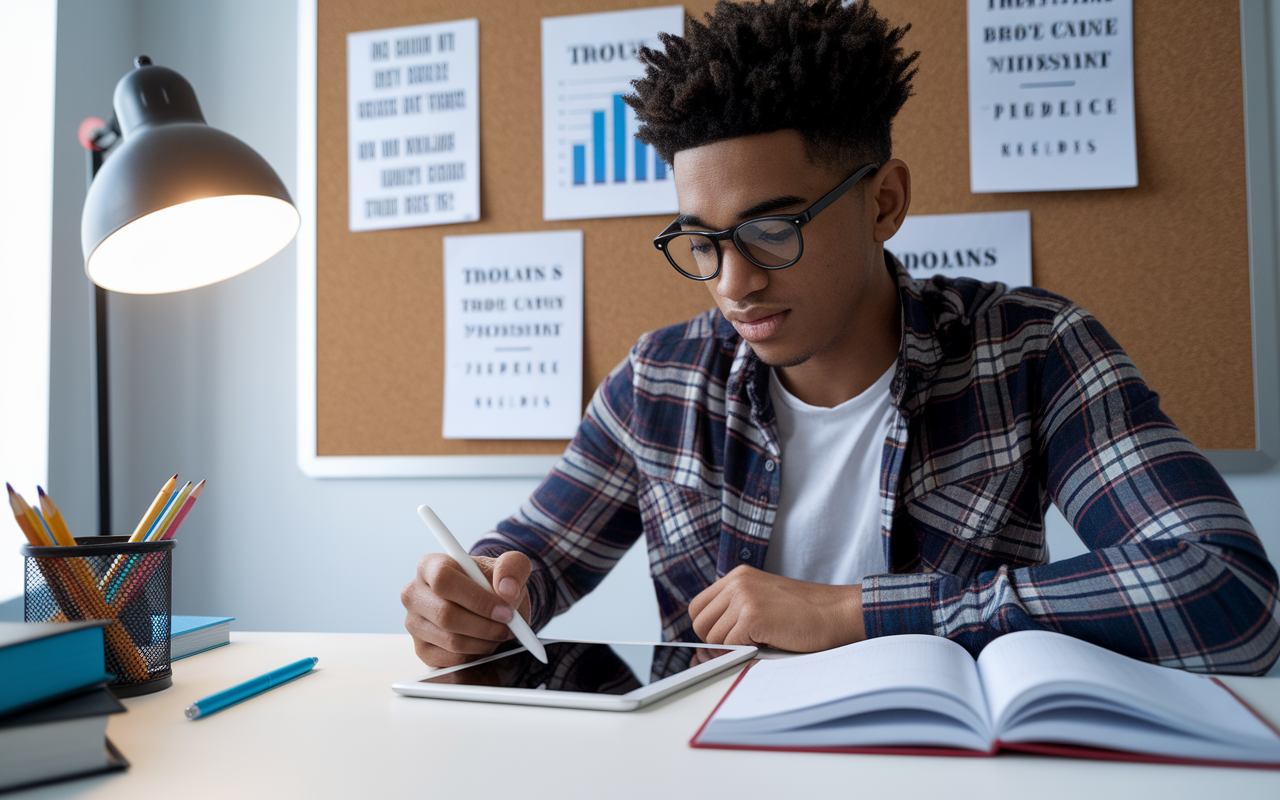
top-left (714, 634), bottom-right (988, 726)
top-left (977, 631), bottom-right (1277, 742)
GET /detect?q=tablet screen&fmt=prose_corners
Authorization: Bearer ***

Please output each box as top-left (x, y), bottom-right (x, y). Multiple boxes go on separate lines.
top-left (419, 641), bottom-right (733, 695)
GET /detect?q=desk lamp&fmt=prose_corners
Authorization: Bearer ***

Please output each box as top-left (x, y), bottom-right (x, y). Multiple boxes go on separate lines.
top-left (79, 56), bottom-right (299, 535)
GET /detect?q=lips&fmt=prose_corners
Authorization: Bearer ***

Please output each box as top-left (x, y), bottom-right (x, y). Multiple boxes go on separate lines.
top-left (729, 309), bottom-right (788, 342)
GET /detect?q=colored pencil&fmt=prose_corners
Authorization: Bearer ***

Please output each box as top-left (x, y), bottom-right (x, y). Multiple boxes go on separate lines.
top-left (36, 487), bottom-right (76, 546)
top-left (8, 485), bottom-right (80, 621)
top-left (103, 473), bottom-right (181, 591)
top-left (128, 474), bottom-right (178, 542)
top-left (7, 484), bottom-right (48, 546)
top-left (8, 485), bottom-right (149, 680)
top-left (157, 479), bottom-right (204, 540)
top-left (111, 479), bottom-right (205, 609)
top-left (145, 481), bottom-right (192, 541)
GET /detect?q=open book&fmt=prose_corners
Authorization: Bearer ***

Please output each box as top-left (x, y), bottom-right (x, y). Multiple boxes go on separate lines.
top-left (691, 630), bottom-right (1280, 768)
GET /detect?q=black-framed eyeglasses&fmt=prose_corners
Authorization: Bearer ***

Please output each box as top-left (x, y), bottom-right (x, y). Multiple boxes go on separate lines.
top-left (653, 162), bottom-right (880, 281)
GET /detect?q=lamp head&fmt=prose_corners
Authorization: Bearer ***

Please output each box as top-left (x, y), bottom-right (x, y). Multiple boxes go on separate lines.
top-left (81, 56), bottom-right (299, 294)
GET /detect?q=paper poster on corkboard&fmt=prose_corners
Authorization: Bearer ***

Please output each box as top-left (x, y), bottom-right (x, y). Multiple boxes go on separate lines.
top-left (299, 0), bottom-right (1260, 477)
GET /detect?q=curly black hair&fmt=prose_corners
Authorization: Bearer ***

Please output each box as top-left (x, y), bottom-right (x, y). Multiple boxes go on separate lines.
top-left (626, 0), bottom-right (918, 168)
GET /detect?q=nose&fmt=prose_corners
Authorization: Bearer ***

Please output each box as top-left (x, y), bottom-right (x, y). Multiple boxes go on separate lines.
top-left (714, 243), bottom-right (768, 302)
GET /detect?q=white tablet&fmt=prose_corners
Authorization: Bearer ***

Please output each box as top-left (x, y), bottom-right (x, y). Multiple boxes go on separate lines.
top-left (391, 639), bottom-right (757, 711)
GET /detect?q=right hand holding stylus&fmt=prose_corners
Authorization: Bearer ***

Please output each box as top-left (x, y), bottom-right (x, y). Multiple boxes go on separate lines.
top-left (401, 550), bottom-right (533, 668)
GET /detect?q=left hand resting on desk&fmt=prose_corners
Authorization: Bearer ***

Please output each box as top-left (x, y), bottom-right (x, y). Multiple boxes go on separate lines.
top-left (688, 565), bottom-right (866, 652)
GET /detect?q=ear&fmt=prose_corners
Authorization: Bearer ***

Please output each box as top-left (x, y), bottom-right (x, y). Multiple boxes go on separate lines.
top-left (869, 159), bottom-right (911, 244)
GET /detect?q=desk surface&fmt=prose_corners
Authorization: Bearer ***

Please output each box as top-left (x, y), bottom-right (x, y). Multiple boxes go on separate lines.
top-left (24, 632), bottom-right (1280, 799)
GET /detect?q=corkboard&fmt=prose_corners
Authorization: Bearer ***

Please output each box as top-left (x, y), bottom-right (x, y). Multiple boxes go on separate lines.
top-left (314, 0), bottom-right (1255, 457)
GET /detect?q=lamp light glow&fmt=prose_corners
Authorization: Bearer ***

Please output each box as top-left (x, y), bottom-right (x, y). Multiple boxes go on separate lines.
top-left (86, 195), bottom-right (299, 294)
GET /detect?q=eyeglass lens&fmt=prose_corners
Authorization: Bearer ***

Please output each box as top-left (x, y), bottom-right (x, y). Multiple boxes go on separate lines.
top-left (665, 233), bottom-right (719, 278)
top-left (734, 219), bottom-right (799, 267)
top-left (665, 219), bottom-right (802, 278)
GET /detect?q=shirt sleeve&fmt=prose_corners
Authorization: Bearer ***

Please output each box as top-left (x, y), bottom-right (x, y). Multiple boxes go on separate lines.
top-left (863, 304), bottom-right (1280, 674)
top-left (470, 351), bottom-right (645, 632)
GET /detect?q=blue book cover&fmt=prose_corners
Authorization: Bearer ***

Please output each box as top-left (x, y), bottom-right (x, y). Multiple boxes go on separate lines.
top-left (169, 616), bottom-right (234, 660)
top-left (0, 621), bottom-right (113, 718)
top-left (169, 615), bottom-right (234, 637)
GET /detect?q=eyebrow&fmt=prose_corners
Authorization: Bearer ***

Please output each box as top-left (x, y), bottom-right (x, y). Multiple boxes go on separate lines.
top-left (674, 195), bottom-right (808, 231)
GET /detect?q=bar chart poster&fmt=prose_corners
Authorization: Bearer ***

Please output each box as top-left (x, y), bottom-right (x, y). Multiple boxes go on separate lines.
top-left (541, 6), bottom-right (683, 221)
top-left (347, 19), bottom-right (479, 232)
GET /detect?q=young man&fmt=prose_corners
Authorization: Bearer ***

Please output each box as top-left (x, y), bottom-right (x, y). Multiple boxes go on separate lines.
top-left (401, 0), bottom-right (1279, 673)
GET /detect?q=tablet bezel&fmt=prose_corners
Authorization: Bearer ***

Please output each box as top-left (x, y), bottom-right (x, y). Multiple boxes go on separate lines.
top-left (391, 639), bottom-right (757, 711)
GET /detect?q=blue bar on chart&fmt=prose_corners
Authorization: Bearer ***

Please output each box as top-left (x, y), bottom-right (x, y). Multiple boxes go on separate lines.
top-left (573, 145), bottom-right (586, 186)
top-left (655, 158), bottom-right (667, 180)
top-left (592, 111), bottom-right (606, 184)
top-left (613, 95), bottom-right (627, 183)
top-left (634, 138), bottom-right (648, 181)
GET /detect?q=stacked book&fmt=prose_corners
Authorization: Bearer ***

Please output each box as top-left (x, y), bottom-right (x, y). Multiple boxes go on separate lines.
top-left (0, 620), bottom-right (130, 792)
top-left (170, 615), bottom-right (234, 660)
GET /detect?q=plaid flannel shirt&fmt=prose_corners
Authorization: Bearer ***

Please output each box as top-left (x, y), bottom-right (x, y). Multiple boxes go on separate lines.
top-left (474, 256), bottom-right (1280, 675)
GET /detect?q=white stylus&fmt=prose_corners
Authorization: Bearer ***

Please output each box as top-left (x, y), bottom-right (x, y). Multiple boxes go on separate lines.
top-left (417, 505), bottom-right (549, 664)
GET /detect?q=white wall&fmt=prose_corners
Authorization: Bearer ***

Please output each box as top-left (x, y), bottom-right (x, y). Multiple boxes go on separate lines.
top-left (0, 0), bottom-right (57, 602)
top-left (44, 0), bottom-right (658, 640)
top-left (37, 0), bottom-right (1280, 660)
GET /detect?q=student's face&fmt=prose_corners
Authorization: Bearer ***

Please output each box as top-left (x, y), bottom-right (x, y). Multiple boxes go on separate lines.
top-left (671, 130), bottom-right (897, 368)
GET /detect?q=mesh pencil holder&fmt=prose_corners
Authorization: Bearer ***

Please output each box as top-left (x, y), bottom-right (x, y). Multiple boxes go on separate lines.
top-left (21, 535), bottom-right (176, 697)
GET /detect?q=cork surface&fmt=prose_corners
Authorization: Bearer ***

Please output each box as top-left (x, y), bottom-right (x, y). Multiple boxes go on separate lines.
top-left (315, 0), bottom-right (1254, 456)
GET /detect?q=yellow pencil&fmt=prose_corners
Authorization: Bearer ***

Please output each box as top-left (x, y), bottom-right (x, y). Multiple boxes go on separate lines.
top-left (128, 474), bottom-right (178, 543)
top-left (145, 481), bottom-right (192, 542)
top-left (7, 484), bottom-right (48, 546)
top-left (8, 484), bottom-right (149, 680)
top-left (102, 473), bottom-right (179, 591)
top-left (8, 484), bottom-right (53, 546)
top-left (9, 485), bottom-right (83, 623)
top-left (36, 487), bottom-right (76, 546)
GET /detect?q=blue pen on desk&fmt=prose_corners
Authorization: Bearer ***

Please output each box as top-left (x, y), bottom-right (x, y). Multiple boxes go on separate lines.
top-left (184, 657), bottom-right (319, 720)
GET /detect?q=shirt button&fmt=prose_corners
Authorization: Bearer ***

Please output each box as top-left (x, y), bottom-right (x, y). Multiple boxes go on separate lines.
top-left (764, 459), bottom-right (775, 472)
top-left (739, 547), bottom-right (751, 560)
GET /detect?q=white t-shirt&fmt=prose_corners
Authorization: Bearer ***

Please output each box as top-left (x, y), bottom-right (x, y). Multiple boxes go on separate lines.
top-left (762, 363), bottom-right (897, 585)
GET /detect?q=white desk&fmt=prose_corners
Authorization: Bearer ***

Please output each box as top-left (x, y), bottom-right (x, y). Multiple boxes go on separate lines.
top-left (25, 632), bottom-right (1280, 799)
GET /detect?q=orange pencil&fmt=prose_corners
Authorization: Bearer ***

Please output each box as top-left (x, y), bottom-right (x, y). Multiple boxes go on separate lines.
top-left (7, 485), bottom-right (149, 680)
top-left (109, 479), bottom-right (205, 610)
top-left (100, 473), bottom-right (179, 591)
top-left (108, 480), bottom-right (203, 609)
top-left (7, 484), bottom-right (48, 546)
top-left (36, 487), bottom-right (76, 546)
top-left (144, 481), bottom-right (192, 542)
top-left (9, 485), bottom-right (81, 621)
top-left (8, 484), bottom-right (52, 546)
top-left (128, 474), bottom-right (178, 543)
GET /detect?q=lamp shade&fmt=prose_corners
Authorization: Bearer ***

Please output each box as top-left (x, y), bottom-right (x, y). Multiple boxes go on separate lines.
top-left (81, 60), bottom-right (299, 294)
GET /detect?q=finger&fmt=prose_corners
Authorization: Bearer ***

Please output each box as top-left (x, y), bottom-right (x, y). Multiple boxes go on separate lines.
top-left (404, 599), bottom-right (508, 649)
top-left (457, 555), bottom-right (529, 617)
top-left (413, 637), bottom-right (471, 669)
top-left (491, 551), bottom-right (532, 603)
top-left (691, 585), bottom-right (735, 642)
top-left (422, 555), bottom-right (512, 623)
top-left (410, 622), bottom-right (497, 667)
top-left (408, 610), bottom-right (511, 655)
top-left (703, 597), bottom-right (742, 645)
top-left (688, 575), bottom-right (729, 621)
top-left (720, 617), bottom-right (760, 648)
top-left (404, 574), bottom-right (513, 642)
